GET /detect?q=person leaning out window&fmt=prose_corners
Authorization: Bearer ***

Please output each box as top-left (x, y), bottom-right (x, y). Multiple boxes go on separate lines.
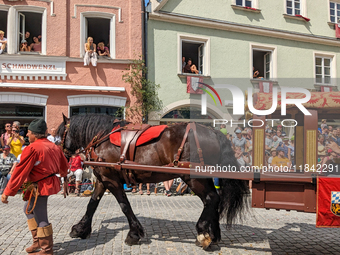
top-left (20, 40), bottom-right (31, 52)
top-left (84, 37), bottom-right (97, 67)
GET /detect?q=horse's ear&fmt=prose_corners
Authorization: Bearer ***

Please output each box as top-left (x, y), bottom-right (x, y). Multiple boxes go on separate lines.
top-left (62, 113), bottom-right (70, 125)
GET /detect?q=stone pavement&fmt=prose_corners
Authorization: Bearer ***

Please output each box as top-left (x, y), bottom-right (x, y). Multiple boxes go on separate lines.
top-left (1, 193), bottom-right (340, 255)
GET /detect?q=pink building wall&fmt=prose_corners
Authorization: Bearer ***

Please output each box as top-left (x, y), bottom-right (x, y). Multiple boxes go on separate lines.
top-left (0, 0), bottom-right (143, 129)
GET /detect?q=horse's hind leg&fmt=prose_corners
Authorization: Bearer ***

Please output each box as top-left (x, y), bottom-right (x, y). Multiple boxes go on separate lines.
top-left (106, 179), bottom-right (144, 246)
top-left (70, 180), bottom-right (106, 239)
top-left (183, 177), bottom-right (221, 250)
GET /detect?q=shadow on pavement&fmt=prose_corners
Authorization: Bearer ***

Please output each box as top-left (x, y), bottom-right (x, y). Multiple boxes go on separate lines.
top-left (54, 215), bottom-right (340, 254)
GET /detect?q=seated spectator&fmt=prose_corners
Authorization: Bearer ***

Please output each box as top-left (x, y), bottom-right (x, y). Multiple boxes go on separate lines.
top-left (1, 123), bottom-right (12, 148)
top-left (97, 42), bottom-right (110, 58)
top-left (0, 146), bottom-right (17, 182)
top-left (271, 146), bottom-right (291, 169)
top-left (182, 56), bottom-right (187, 73)
top-left (47, 128), bottom-right (61, 144)
top-left (272, 136), bottom-right (280, 149)
top-left (20, 40), bottom-right (31, 52)
top-left (31, 36), bottom-right (41, 53)
top-left (235, 146), bottom-right (250, 167)
top-left (7, 127), bottom-right (25, 158)
top-left (84, 37), bottom-right (97, 67)
top-left (0, 30), bottom-right (7, 54)
top-left (183, 58), bottom-right (199, 74)
top-left (24, 31), bottom-right (33, 46)
top-left (67, 151), bottom-right (83, 194)
top-left (321, 119), bottom-right (327, 129)
top-left (268, 148), bottom-right (277, 166)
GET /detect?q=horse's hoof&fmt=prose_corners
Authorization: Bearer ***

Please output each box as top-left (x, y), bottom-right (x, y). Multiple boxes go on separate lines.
top-left (197, 233), bottom-right (212, 250)
top-left (125, 235), bottom-right (140, 246)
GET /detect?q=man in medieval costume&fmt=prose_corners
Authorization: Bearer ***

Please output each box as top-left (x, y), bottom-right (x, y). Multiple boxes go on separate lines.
top-left (1, 119), bottom-right (69, 255)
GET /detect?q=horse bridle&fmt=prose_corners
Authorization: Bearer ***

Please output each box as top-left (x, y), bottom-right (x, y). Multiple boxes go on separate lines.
top-left (60, 123), bottom-right (72, 157)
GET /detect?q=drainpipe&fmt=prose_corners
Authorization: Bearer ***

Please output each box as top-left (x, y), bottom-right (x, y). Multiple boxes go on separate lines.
top-left (142, 0), bottom-right (149, 123)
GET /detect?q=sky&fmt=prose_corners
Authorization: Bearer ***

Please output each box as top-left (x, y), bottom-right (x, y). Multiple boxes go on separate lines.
top-left (145, 0), bottom-right (150, 6)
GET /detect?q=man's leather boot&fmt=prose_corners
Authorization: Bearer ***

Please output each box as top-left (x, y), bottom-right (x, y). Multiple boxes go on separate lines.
top-left (32, 224), bottom-right (53, 255)
top-left (26, 218), bottom-right (40, 253)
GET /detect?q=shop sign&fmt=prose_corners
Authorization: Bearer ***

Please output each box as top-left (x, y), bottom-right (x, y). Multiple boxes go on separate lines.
top-left (0, 58), bottom-right (66, 80)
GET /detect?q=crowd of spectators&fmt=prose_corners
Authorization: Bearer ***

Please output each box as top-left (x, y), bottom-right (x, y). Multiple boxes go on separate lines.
top-left (318, 119), bottom-right (340, 166)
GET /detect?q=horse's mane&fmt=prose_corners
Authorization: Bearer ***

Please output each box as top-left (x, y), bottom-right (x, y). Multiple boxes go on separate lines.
top-left (57, 114), bottom-right (128, 151)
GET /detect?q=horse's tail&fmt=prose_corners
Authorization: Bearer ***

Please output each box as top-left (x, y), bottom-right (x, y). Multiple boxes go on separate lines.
top-left (216, 131), bottom-right (249, 225)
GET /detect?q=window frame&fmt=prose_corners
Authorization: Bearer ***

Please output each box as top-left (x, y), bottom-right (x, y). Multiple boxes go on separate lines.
top-left (0, 5), bottom-right (10, 43)
top-left (8, 5), bottom-right (47, 55)
top-left (314, 52), bottom-right (336, 86)
top-left (250, 43), bottom-right (277, 81)
top-left (329, 0), bottom-right (340, 23)
top-left (284, 0), bottom-right (307, 17)
top-left (80, 12), bottom-right (116, 59)
top-left (232, 0), bottom-right (259, 9)
top-left (178, 34), bottom-right (210, 76)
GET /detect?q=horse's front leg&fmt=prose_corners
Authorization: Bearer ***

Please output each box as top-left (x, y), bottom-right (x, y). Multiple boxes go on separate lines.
top-left (69, 179), bottom-right (106, 239)
top-left (183, 177), bottom-right (221, 250)
top-left (105, 177), bottom-right (144, 245)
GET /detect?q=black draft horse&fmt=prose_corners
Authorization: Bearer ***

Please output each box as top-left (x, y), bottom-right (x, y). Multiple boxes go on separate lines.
top-left (57, 114), bottom-right (249, 249)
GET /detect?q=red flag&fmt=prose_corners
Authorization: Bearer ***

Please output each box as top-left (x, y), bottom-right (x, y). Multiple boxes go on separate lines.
top-left (317, 177), bottom-right (340, 227)
top-left (186, 76), bottom-right (203, 94)
top-left (336, 23), bottom-right (340, 39)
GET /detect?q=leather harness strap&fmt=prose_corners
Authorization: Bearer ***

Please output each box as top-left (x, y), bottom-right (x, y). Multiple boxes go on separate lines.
top-left (174, 122), bottom-right (204, 166)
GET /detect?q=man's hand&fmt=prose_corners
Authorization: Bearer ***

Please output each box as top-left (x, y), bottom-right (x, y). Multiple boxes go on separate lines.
top-left (1, 194), bottom-right (8, 204)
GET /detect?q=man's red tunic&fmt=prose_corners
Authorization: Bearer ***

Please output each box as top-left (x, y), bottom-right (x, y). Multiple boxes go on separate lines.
top-left (4, 138), bottom-right (69, 196)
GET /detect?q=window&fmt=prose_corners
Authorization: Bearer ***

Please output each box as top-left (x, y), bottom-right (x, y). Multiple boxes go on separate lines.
top-left (80, 12), bottom-right (116, 58)
top-left (330, 2), bottom-right (340, 23)
top-left (0, 10), bottom-right (8, 36)
top-left (85, 17), bottom-right (110, 55)
top-left (315, 56), bottom-right (332, 84)
top-left (179, 34), bottom-right (210, 76)
top-left (236, 0), bottom-right (252, 7)
top-left (18, 12), bottom-right (42, 53)
top-left (182, 42), bottom-right (204, 74)
top-left (70, 106), bottom-right (122, 117)
top-left (251, 43), bottom-right (277, 80)
top-left (286, 0), bottom-right (300, 15)
top-left (253, 50), bottom-right (272, 80)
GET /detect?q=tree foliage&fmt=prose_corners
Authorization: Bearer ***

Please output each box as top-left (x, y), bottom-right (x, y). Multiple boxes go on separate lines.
top-left (122, 58), bottom-right (162, 123)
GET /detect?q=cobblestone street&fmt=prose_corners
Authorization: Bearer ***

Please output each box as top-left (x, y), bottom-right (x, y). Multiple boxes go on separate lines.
top-left (1, 193), bottom-right (340, 255)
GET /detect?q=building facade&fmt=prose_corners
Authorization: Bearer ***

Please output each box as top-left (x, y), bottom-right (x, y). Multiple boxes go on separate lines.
top-left (0, 0), bottom-right (143, 133)
top-left (146, 0), bottom-right (340, 127)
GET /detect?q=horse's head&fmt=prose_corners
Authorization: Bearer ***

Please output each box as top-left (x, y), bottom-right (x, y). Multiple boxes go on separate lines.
top-left (57, 113), bottom-right (75, 157)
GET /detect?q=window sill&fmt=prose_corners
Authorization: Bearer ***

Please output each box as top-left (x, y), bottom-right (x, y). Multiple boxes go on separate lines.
top-left (250, 79), bottom-right (278, 84)
top-left (178, 73), bottom-right (211, 79)
top-left (283, 14), bottom-right (310, 22)
top-left (328, 22), bottom-right (338, 28)
top-left (0, 54), bottom-right (133, 64)
top-left (314, 84), bottom-right (338, 92)
top-left (314, 83), bottom-right (337, 87)
top-left (231, 5), bottom-right (261, 13)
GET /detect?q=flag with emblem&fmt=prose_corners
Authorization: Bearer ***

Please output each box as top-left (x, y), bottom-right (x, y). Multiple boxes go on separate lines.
top-left (317, 177), bottom-right (340, 227)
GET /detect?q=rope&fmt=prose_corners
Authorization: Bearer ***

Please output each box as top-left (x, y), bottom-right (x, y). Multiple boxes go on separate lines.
top-left (25, 185), bottom-right (39, 215)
